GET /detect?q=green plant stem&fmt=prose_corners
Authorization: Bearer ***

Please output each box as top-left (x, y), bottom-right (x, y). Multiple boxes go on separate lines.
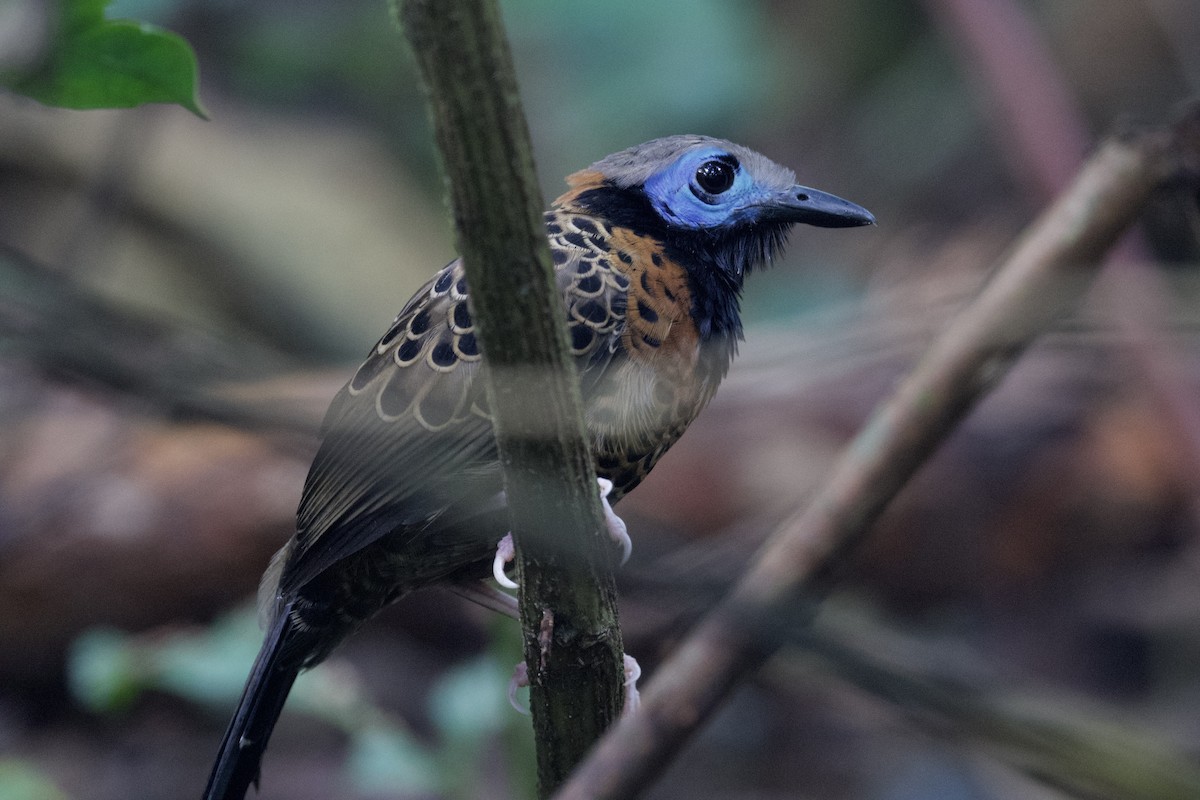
top-left (396, 1), bottom-right (625, 795)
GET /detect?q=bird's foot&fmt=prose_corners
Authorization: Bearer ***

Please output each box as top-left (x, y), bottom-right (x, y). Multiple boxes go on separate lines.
top-left (492, 477), bottom-right (630, 589)
top-left (508, 654), bottom-right (641, 715)
top-left (598, 477), bottom-right (632, 565)
top-left (492, 474), bottom-right (633, 587)
top-left (492, 533), bottom-right (519, 589)
top-left (508, 661), bottom-right (531, 714)
top-left (622, 654), bottom-right (641, 713)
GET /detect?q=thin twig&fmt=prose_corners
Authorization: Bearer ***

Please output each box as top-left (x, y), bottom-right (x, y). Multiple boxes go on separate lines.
top-left (776, 607), bottom-right (1200, 800)
top-left (921, 0), bottom-right (1089, 203)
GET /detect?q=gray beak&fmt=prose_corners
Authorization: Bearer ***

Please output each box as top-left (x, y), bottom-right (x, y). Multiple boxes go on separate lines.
top-left (775, 185), bottom-right (875, 228)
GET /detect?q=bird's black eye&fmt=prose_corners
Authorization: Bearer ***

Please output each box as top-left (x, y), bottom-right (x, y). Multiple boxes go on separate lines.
top-left (694, 159), bottom-right (736, 196)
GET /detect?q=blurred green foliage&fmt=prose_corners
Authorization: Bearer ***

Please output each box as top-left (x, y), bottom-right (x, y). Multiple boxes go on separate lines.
top-left (0, 760), bottom-right (69, 800)
top-left (68, 609), bottom-right (535, 797)
top-left (2, 0), bottom-right (205, 115)
top-left (503, 0), bottom-right (771, 151)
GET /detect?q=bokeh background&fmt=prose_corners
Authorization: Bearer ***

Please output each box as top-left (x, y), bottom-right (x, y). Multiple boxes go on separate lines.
top-left (2, 0), bottom-right (1199, 798)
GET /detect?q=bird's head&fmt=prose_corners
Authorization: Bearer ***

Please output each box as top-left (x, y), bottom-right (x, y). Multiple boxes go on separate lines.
top-left (566, 135), bottom-right (874, 281)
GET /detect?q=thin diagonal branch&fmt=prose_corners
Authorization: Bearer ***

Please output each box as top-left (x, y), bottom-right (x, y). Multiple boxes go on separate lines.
top-left (778, 609), bottom-right (1200, 800)
top-left (555, 106), bottom-right (1200, 800)
top-left (396, 1), bottom-right (625, 796)
top-left (926, 0), bottom-right (1200, 534)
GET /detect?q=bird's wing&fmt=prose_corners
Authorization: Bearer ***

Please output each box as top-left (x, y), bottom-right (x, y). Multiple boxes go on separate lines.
top-left (280, 234), bottom-right (629, 594)
top-left (281, 260), bottom-right (494, 593)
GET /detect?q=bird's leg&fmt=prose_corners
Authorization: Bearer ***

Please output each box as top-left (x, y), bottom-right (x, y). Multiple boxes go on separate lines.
top-left (491, 477), bottom-right (630, 589)
top-left (449, 582), bottom-right (519, 619)
top-left (508, 654), bottom-right (642, 715)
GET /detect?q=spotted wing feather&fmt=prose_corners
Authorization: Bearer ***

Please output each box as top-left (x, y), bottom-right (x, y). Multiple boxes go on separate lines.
top-left (281, 216), bottom-right (630, 595)
top-left (283, 263), bottom-right (497, 594)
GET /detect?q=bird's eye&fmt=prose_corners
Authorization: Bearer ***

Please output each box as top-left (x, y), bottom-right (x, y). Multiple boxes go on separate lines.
top-left (694, 159), bottom-right (736, 195)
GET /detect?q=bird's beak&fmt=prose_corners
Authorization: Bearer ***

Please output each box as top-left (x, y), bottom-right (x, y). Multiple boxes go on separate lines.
top-left (772, 185), bottom-right (875, 228)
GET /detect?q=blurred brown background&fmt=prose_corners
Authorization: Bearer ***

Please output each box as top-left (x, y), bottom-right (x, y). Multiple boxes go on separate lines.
top-left (1, 0), bottom-right (1199, 798)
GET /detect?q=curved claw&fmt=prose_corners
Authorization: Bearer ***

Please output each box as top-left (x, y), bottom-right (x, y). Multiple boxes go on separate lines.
top-left (597, 477), bottom-right (632, 565)
top-left (492, 533), bottom-right (519, 589)
top-left (508, 661), bottom-right (530, 715)
top-left (623, 654), bottom-right (641, 714)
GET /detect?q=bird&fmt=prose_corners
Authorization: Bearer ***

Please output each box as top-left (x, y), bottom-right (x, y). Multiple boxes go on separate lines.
top-left (202, 135), bottom-right (873, 800)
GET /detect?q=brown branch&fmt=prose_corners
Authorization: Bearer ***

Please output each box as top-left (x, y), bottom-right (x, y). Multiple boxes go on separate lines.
top-left (555, 108), bottom-right (1200, 800)
top-left (396, 1), bottom-right (625, 795)
top-left (774, 612), bottom-right (1200, 800)
top-left (925, 0), bottom-right (1200, 540)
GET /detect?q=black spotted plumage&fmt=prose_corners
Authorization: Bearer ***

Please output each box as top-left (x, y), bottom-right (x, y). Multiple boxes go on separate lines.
top-left (204, 135), bottom-right (872, 800)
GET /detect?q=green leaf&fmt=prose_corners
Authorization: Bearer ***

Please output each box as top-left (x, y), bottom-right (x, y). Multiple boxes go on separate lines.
top-left (150, 608), bottom-right (267, 708)
top-left (3, 0), bottom-right (206, 117)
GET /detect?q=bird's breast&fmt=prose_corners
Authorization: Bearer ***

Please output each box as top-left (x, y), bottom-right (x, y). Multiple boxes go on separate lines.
top-left (583, 226), bottom-right (723, 499)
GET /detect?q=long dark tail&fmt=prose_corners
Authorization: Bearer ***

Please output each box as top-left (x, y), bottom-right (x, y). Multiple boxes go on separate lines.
top-left (203, 606), bottom-right (303, 800)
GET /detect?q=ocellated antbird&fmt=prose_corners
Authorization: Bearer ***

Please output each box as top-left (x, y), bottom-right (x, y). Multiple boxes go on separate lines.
top-left (203, 135), bottom-right (873, 800)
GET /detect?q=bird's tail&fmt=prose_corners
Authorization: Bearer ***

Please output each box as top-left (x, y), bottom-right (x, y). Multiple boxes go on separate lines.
top-left (203, 606), bottom-right (302, 800)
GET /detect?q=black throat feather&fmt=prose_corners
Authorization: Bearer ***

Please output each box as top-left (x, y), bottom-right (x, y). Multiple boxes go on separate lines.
top-left (572, 184), bottom-right (792, 347)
